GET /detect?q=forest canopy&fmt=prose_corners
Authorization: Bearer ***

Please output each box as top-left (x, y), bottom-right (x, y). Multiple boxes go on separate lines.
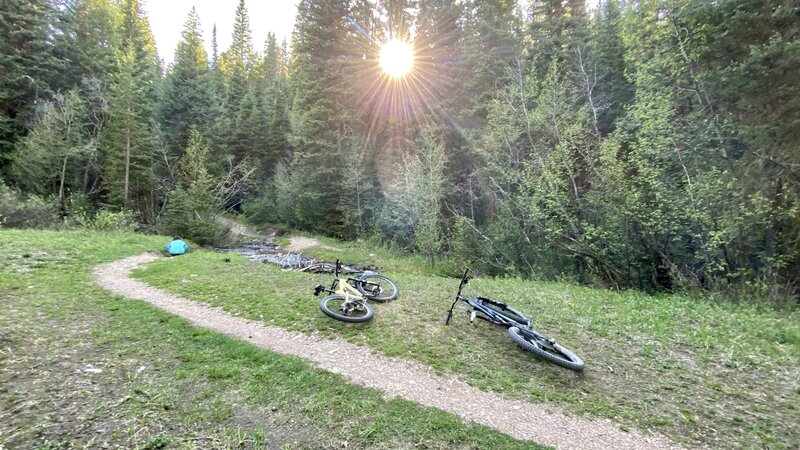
top-left (1, 0), bottom-right (798, 303)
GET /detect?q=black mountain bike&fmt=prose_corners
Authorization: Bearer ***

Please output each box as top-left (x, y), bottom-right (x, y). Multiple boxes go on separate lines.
top-left (445, 269), bottom-right (584, 372)
top-left (313, 259), bottom-right (399, 322)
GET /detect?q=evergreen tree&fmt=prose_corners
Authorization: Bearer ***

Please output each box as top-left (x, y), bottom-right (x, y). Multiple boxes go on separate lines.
top-left (102, 0), bottom-right (160, 217)
top-left (220, 0), bottom-right (255, 112)
top-left (527, 0), bottom-right (589, 78)
top-left (589, 0), bottom-right (631, 134)
top-left (56, 0), bottom-right (121, 90)
top-left (159, 7), bottom-right (215, 157)
top-left (412, 127), bottom-right (447, 266)
top-left (0, 0), bottom-right (58, 169)
top-left (459, 0), bottom-right (520, 125)
top-left (117, 0), bottom-right (160, 104)
top-left (218, 0), bottom-right (258, 165)
top-left (103, 47), bottom-right (154, 213)
top-left (163, 127), bottom-right (226, 243)
top-left (415, 0), bottom-right (464, 117)
top-left (287, 0), bottom-right (352, 232)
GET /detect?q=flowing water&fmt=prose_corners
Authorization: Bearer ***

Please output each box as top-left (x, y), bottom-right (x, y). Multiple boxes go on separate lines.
top-left (215, 241), bottom-right (359, 273)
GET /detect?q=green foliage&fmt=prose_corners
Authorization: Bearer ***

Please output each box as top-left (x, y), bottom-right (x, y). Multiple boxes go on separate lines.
top-left (162, 129), bottom-right (227, 245)
top-left (1, 0), bottom-right (798, 302)
top-left (72, 209), bottom-right (139, 232)
top-left (0, 182), bottom-right (58, 228)
top-left (103, 0), bottom-right (161, 216)
top-left (411, 128), bottom-right (447, 266)
top-left (449, 215), bottom-right (483, 271)
top-left (337, 137), bottom-right (376, 239)
top-left (57, 0), bottom-right (121, 89)
top-left (285, 0), bottom-right (361, 235)
top-left (0, 0), bottom-right (59, 167)
top-left (11, 90), bottom-right (94, 203)
top-left (158, 7), bottom-right (216, 158)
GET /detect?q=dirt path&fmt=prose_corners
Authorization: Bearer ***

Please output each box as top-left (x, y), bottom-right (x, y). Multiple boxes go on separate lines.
top-left (94, 253), bottom-right (680, 450)
top-left (283, 236), bottom-right (340, 253)
top-left (216, 216), bottom-right (338, 253)
top-left (216, 216), bottom-right (274, 240)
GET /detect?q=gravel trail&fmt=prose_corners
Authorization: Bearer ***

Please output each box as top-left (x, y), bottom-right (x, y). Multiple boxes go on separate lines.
top-left (94, 253), bottom-right (681, 450)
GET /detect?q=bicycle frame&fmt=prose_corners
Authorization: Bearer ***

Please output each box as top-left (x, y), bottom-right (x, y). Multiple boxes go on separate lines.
top-left (314, 260), bottom-right (368, 304)
top-left (445, 269), bottom-right (584, 371)
top-left (446, 269), bottom-right (530, 328)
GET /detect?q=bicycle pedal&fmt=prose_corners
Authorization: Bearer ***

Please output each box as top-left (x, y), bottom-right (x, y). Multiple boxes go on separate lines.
top-left (313, 284), bottom-right (323, 296)
top-left (469, 310), bottom-right (477, 322)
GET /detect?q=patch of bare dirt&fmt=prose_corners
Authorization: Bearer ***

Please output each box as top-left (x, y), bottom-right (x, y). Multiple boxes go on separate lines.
top-left (94, 253), bottom-right (682, 450)
top-left (283, 236), bottom-right (340, 252)
top-left (216, 216), bottom-right (275, 241)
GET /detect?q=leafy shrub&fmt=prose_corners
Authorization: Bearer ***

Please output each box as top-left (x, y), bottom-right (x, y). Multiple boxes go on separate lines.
top-left (242, 182), bottom-right (277, 225)
top-left (0, 182), bottom-right (59, 228)
top-left (73, 209), bottom-right (139, 232)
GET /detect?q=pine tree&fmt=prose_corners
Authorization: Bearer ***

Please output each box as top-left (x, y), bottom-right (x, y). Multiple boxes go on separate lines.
top-left (221, 0), bottom-right (255, 116)
top-left (56, 0), bottom-right (121, 90)
top-left (0, 0), bottom-right (58, 169)
top-left (159, 7), bottom-right (215, 157)
top-left (459, 0), bottom-right (520, 124)
top-left (415, 0), bottom-right (464, 117)
top-left (527, 0), bottom-right (588, 78)
top-left (589, 0), bottom-right (631, 134)
top-left (211, 24), bottom-right (219, 70)
top-left (218, 0), bottom-right (258, 165)
top-left (103, 47), bottom-right (153, 212)
top-left (163, 127), bottom-right (226, 243)
top-left (102, 0), bottom-right (160, 216)
top-left (287, 0), bottom-right (353, 232)
top-left (117, 0), bottom-right (160, 104)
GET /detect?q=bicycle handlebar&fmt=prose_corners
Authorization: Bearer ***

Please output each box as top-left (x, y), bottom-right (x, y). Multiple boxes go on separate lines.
top-left (446, 269), bottom-right (470, 325)
top-left (457, 269), bottom-right (469, 297)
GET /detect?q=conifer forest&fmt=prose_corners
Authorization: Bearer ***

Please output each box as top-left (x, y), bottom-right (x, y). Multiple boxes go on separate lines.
top-left (1, 0), bottom-right (799, 303)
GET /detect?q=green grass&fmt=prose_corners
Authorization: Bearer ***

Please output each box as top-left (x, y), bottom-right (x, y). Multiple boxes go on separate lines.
top-left (0, 229), bottom-right (544, 449)
top-left (132, 236), bottom-right (800, 449)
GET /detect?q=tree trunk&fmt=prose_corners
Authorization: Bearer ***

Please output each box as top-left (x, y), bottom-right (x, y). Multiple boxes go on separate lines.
top-left (124, 123), bottom-right (131, 210)
top-left (59, 154), bottom-right (69, 204)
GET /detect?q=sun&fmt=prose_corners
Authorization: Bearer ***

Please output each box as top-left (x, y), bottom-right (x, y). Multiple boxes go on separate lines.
top-left (379, 39), bottom-right (414, 78)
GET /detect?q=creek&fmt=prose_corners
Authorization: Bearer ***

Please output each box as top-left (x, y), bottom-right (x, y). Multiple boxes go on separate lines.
top-left (215, 241), bottom-right (359, 273)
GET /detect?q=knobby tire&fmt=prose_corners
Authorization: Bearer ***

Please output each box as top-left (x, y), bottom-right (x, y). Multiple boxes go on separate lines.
top-left (320, 295), bottom-right (374, 322)
top-left (356, 273), bottom-right (399, 302)
top-left (507, 326), bottom-right (585, 372)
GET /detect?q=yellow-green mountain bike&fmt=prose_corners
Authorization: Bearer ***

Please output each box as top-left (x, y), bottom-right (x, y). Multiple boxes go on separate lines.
top-left (313, 259), bottom-right (399, 322)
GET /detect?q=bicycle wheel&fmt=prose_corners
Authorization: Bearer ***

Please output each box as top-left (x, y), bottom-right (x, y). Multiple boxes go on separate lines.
top-left (477, 299), bottom-right (530, 326)
top-left (356, 273), bottom-right (399, 302)
top-left (507, 327), bottom-right (585, 372)
top-left (320, 295), bottom-right (374, 322)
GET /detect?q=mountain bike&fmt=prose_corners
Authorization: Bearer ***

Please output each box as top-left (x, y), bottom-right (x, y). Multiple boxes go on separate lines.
top-left (313, 259), bottom-right (399, 322)
top-left (445, 269), bottom-right (585, 371)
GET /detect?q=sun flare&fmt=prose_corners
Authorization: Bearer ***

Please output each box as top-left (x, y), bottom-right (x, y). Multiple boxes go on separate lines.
top-left (379, 39), bottom-right (414, 78)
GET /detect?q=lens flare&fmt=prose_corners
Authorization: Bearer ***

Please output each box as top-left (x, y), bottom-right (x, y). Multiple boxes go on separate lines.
top-left (379, 40), bottom-right (414, 78)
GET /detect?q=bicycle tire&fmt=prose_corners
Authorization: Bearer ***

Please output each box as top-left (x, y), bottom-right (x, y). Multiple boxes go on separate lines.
top-left (320, 295), bottom-right (374, 322)
top-left (356, 273), bottom-right (399, 302)
top-left (477, 299), bottom-right (530, 326)
top-left (507, 327), bottom-right (585, 372)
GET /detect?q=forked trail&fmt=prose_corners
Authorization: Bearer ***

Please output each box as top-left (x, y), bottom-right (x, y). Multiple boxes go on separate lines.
top-left (94, 253), bottom-right (681, 450)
